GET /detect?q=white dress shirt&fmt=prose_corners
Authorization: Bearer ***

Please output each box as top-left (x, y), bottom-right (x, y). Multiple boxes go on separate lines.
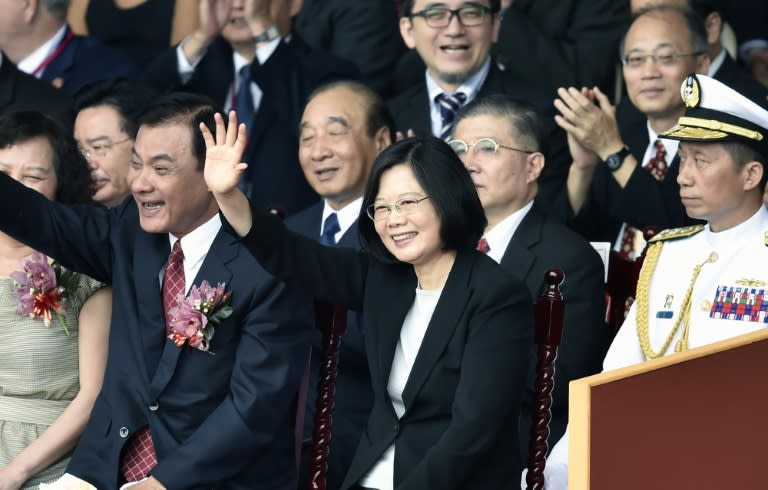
top-left (426, 57), bottom-right (491, 138)
top-left (321, 196), bottom-right (363, 243)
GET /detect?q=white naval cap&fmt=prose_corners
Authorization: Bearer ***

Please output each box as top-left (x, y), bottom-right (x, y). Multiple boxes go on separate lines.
top-left (660, 74), bottom-right (768, 158)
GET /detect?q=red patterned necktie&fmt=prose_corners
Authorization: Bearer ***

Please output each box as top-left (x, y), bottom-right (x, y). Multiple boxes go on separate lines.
top-left (476, 237), bottom-right (491, 254)
top-left (121, 240), bottom-right (185, 481)
top-left (618, 140), bottom-right (668, 260)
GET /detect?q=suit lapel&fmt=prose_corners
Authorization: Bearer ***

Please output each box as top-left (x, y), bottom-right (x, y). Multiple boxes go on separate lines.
top-left (0, 61), bottom-right (14, 110)
top-left (147, 226), bottom-right (238, 400)
top-left (370, 264), bottom-right (416, 389)
top-left (41, 28), bottom-right (76, 85)
top-left (132, 232), bottom-right (171, 380)
top-left (500, 207), bottom-right (541, 294)
top-left (400, 252), bottom-right (474, 409)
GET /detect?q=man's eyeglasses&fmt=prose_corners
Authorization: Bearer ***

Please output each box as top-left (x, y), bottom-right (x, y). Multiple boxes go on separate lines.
top-left (448, 138), bottom-right (534, 158)
top-left (410, 5), bottom-right (492, 28)
top-left (366, 196), bottom-right (430, 221)
top-left (622, 50), bottom-right (703, 69)
top-left (79, 137), bottom-right (131, 161)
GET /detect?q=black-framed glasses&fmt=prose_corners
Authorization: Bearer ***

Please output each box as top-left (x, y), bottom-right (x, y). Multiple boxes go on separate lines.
top-left (622, 49), bottom-right (704, 68)
top-left (411, 5), bottom-right (492, 28)
top-left (79, 137), bottom-right (132, 161)
top-left (448, 138), bottom-right (534, 158)
top-left (366, 196), bottom-right (430, 221)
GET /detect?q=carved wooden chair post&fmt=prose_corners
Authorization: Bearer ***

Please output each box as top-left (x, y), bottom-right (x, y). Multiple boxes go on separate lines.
top-left (525, 269), bottom-right (565, 490)
top-left (307, 301), bottom-right (348, 490)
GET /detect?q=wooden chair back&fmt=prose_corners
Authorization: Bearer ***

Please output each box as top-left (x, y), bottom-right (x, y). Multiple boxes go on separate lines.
top-left (306, 301), bottom-right (348, 490)
top-left (525, 269), bottom-right (565, 490)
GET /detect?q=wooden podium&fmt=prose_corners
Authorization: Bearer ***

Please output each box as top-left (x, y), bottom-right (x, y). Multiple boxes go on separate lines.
top-left (568, 328), bottom-right (768, 489)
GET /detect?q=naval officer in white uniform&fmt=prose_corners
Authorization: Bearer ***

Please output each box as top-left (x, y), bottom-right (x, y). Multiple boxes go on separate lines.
top-left (536, 73), bottom-right (768, 489)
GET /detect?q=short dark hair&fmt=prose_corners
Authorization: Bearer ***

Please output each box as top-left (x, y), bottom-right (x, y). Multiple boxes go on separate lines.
top-left (358, 136), bottom-right (487, 263)
top-left (400, 0), bottom-right (501, 17)
top-left (0, 111), bottom-right (94, 204)
top-left (722, 141), bottom-right (768, 191)
top-left (41, 0), bottom-right (69, 21)
top-left (305, 80), bottom-right (395, 142)
top-left (137, 92), bottom-right (216, 170)
top-left (455, 94), bottom-right (548, 156)
top-left (622, 6), bottom-right (709, 60)
top-left (74, 79), bottom-right (157, 139)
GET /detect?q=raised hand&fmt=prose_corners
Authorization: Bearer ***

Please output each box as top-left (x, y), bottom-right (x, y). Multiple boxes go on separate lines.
top-left (201, 111), bottom-right (249, 196)
top-left (199, 0), bottom-right (233, 41)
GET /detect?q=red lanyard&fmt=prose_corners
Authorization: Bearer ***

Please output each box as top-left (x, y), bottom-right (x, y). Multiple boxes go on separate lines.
top-left (31, 28), bottom-right (74, 78)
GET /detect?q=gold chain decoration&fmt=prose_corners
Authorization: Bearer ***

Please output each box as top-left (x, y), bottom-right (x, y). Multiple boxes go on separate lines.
top-left (636, 243), bottom-right (718, 360)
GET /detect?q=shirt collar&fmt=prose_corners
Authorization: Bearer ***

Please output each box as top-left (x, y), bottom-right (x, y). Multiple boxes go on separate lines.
top-left (707, 49), bottom-right (727, 78)
top-left (168, 213), bottom-right (222, 268)
top-left (322, 196), bottom-right (363, 240)
top-left (17, 24), bottom-right (67, 76)
top-left (482, 200), bottom-right (534, 264)
top-left (426, 57), bottom-right (491, 104)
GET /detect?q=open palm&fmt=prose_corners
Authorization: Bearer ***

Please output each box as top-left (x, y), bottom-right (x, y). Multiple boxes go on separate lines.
top-left (201, 111), bottom-right (249, 195)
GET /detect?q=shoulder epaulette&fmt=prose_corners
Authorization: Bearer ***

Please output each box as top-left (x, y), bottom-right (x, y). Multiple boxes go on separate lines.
top-left (648, 224), bottom-right (705, 243)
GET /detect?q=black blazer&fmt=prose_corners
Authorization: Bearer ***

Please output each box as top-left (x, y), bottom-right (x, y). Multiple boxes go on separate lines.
top-left (497, 206), bottom-right (610, 464)
top-left (41, 27), bottom-right (139, 96)
top-left (0, 55), bottom-right (73, 125)
top-left (387, 62), bottom-right (570, 216)
top-left (0, 173), bottom-right (313, 489)
top-left (241, 208), bottom-right (533, 489)
top-left (712, 54), bottom-right (768, 109)
top-left (142, 35), bottom-right (357, 215)
top-left (286, 202), bottom-right (373, 490)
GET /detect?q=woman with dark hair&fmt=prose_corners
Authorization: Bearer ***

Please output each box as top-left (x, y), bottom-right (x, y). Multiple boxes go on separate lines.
top-left (0, 112), bottom-right (111, 489)
top-left (202, 112), bottom-right (533, 490)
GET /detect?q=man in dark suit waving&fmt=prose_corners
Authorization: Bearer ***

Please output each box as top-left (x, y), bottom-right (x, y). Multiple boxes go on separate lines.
top-left (451, 95), bottom-right (611, 467)
top-left (0, 93), bottom-right (312, 489)
top-left (289, 80), bottom-right (393, 489)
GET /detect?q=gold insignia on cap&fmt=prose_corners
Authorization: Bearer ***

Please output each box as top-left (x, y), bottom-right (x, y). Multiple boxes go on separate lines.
top-left (683, 74), bottom-right (701, 108)
top-left (701, 299), bottom-right (712, 312)
top-left (664, 294), bottom-right (674, 308)
top-left (735, 278), bottom-right (768, 287)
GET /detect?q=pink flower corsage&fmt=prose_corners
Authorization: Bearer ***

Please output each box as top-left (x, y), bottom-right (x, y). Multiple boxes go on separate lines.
top-left (10, 252), bottom-right (80, 335)
top-left (167, 280), bottom-right (233, 352)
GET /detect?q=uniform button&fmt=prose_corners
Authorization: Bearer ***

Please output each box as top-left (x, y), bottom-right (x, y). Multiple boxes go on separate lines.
top-left (393, 422), bottom-right (399, 434)
top-left (149, 401), bottom-right (159, 411)
top-left (119, 427), bottom-right (129, 438)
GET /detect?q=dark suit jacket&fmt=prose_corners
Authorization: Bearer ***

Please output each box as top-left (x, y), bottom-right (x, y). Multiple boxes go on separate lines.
top-left (387, 62), bottom-right (570, 216)
top-left (286, 202), bottom-right (372, 490)
top-left (143, 36), bottom-right (358, 216)
top-left (41, 26), bottom-right (139, 96)
top-left (0, 173), bottom-right (313, 489)
top-left (0, 55), bottom-right (72, 124)
top-left (713, 53), bottom-right (768, 109)
top-left (550, 101), bottom-right (700, 242)
top-left (294, 0), bottom-right (404, 98)
top-left (497, 206), bottom-right (609, 465)
top-left (239, 208), bottom-right (533, 489)
top-left (493, 0), bottom-right (630, 97)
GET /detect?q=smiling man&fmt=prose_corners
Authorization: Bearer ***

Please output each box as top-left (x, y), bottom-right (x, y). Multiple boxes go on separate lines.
top-left (287, 80), bottom-right (392, 489)
top-left (0, 92), bottom-right (312, 489)
top-left (388, 0), bottom-right (570, 212)
top-left (553, 5), bottom-right (710, 255)
top-left (540, 73), bottom-right (768, 490)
